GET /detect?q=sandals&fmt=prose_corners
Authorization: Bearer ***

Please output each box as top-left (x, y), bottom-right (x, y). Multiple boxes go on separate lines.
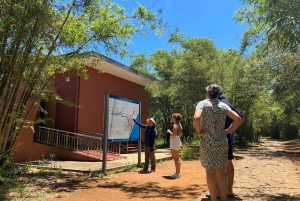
top-left (206, 192), bottom-right (237, 198)
top-left (228, 193), bottom-right (237, 197)
top-left (205, 193), bottom-right (220, 199)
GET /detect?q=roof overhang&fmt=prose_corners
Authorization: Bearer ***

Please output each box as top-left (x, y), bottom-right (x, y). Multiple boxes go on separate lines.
top-left (80, 52), bottom-right (155, 87)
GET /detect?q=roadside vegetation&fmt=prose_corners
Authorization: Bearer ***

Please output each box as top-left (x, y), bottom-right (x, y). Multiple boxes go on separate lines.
top-left (1, 0), bottom-right (300, 199)
top-left (134, 0), bottom-right (300, 147)
top-left (0, 154), bottom-right (140, 200)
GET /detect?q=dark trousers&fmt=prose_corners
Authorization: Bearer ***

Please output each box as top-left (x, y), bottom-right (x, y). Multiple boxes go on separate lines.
top-left (144, 146), bottom-right (156, 170)
top-left (227, 134), bottom-right (234, 160)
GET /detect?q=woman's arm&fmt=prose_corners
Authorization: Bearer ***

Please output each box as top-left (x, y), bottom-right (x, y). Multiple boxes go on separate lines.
top-left (167, 124), bottom-right (179, 137)
top-left (193, 109), bottom-right (205, 136)
top-left (133, 119), bottom-right (147, 129)
top-left (225, 110), bottom-right (243, 134)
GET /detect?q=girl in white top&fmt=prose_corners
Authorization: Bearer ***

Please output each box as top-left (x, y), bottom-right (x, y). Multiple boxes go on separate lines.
top-left (167, 113), bottom-right (183, 179)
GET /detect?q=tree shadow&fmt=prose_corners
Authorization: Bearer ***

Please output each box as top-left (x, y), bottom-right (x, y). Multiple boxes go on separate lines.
top-left (95, 181), bottom-right (203, 200)
top-left (235, 139), bottom-right (300, 160)
top-left (198, 191), bottom-right (243, 201)
top-left (199, 196), bottom-right (243, 200)
top-left (199, 193), bottom-right (300, 201)
top-left (240, 193), bottom-right (300, 201)
top-left (2, 170), bottom-right (99, 200)
top-left (266, 193), bottom-right (300, 200)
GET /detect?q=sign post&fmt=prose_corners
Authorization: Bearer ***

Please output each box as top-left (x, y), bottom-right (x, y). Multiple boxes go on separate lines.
top-left (102, 94), bottom-right (141, 173)
top-left (102, 94), bottom-right (109, 174)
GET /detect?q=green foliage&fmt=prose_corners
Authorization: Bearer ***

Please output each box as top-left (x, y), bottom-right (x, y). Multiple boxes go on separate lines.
top-left (143, 37), bottom-right (218, 142)
top-left (0, 160), bottom-right (32, 200)
top-left (89, 170), bottom-right (105, 178)
top-left (38, 154), bottom-right (63, 177)
top-left (0, 154), bottom-right (66, 199)
top-left (132, 34), bottom-right (300, 145)
top-left (129, 0), bottom-right (300, 145)
top-left (236, 0), bottom-right (300, 53)
top-left (121, 163), bottom-right (137, 173)
top-left (155, 137), bottom-right (168, 148)
top-left (212, 49), bottom-right (268, 143)
top-left (180, 143), bottom-right (199, 161)
top-left (130, 53), bottom-right (156, 77)
top-left (247, 47), bottom-right (300, 139)
top-left (0, 160), bottom-right (32, 179)
top-left (0, 0), bottom-right (171, 165)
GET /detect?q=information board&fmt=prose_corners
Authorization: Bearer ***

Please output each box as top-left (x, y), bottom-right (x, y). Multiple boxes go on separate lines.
top-left (107, 94), bottom-right (140, 141)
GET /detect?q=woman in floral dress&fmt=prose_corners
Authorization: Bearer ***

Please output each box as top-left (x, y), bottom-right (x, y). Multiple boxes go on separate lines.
top-left (193, 84), bottom-right (243, 201)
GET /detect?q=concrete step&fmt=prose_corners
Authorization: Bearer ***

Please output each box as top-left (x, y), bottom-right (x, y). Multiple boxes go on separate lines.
top-left (76, 150), bottom-right (126, 161)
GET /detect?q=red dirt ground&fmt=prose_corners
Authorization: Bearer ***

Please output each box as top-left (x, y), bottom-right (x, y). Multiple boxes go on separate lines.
top-left (47, 160), bottom-right (209, 201)
top-left (43, 139), bottom-right (300, 201)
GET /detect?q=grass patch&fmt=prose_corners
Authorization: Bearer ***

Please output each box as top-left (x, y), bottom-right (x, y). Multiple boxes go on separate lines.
top-left (155, 138), bottom-right (169, 148)
top-left (0, 150), bottom-right (174, 200)
top-left (0, 159), bottom-right (33, 200)
top-left (105, 163), bottom-right (139, 176)
top-left (0, 154), bottom-right (83, 200)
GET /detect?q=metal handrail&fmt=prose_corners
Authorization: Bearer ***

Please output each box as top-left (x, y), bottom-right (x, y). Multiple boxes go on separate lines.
top-left (78, 130), bottom-right (104, 137)
top-left (36, 126), bottom-right (102, 159)
top-left (39, 126), bottom-right (101, 140)
top-left (79, 130), bottom-right (121, 155)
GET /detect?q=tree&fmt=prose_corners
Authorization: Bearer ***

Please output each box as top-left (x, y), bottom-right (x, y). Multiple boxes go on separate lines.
top-left (238, 45), bottom-right (300, 140)
top-left (236, 0), bottom-right (300, 140)
top-left (208, 49), bottom-right (263, 143)
top-left (236, 0), bottom-right (300, 53)
top-left (262, 48), bottom-right (300, 139)
top-left (0, 0), bottom-right (170, 165)
top-left (137, 37), bottom-right (218, 143)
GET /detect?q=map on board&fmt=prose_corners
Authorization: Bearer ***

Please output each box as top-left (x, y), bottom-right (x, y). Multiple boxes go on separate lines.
top-left (107, 94), bottom-right (140, 141)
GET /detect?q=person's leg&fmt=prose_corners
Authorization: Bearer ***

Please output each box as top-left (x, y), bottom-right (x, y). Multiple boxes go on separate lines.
top-left (227, 134), bottom-right (235, 195)
top-left (171, 149), bottom-right (181, 174)
top-left (216, 167), bottom-right (227, 201)
top-left (205, 169), bottom-right (218, 201)
top-left (216, 174), bottom-right (221, 197)
top-left (143, 146), bottom-right (150, 170)
top-left (149, 148), bottom-right (156, 171)
top-left (227, 160), bottom-right (234, 195)
top-left (170, 149), bottom-right (175, 172)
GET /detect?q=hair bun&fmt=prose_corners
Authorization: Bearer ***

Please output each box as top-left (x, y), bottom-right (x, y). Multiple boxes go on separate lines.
top-left (205, 84), bottom-right (223, 99)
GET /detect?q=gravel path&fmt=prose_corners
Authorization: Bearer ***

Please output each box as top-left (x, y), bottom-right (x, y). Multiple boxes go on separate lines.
top-left (196, 139), bottom-right (300, 201)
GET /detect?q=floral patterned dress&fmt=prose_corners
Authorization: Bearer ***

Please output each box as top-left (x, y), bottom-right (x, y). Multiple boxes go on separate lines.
top-left (195, 99), bottom-right (231, 170)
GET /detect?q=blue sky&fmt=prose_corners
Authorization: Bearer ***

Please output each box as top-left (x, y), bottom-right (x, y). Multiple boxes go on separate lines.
top-left (111, 0), bottom-right (247, 66)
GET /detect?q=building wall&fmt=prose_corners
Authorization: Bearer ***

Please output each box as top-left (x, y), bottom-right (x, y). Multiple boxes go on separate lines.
top-left (10, 65), bottom-right (150, 162)
top-left (12, 138), bottom-right (98, 162)
top-left (10, 99), bottom-right (40, 162)
top-left (77, 67), bottom-right (149, 134)
top-left (54, 73), bottom-right (78, 132)
top-left (10, 93), bottom-right (97, 162)
top-left (43, 100), bottom-right (56, 129)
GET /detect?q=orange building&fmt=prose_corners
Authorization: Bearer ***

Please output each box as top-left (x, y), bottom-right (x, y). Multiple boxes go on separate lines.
top-left (11, 52), bottom-right (154, 162)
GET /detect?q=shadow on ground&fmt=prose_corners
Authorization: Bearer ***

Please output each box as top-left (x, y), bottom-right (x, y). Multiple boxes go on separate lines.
top-left (266, 193), bottom-right (300, 201)
top-left (240, 193), bottom-right (300, 201)
top-left (200, 197), bottom-right (242, 201)
top-left (199, 193), bottom-right (300, 201)
top-left (95, 181), bottom-right (203, 200)
top-left (1, 171), bottom-right (100, 200)
top-left (235, 139), bottom-right (300, 161)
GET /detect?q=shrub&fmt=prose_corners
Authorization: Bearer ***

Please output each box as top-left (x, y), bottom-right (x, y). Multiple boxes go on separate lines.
top-left (180, 143), bottom-right (199, 161)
